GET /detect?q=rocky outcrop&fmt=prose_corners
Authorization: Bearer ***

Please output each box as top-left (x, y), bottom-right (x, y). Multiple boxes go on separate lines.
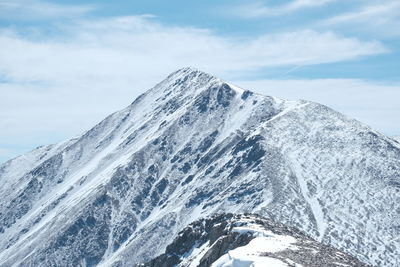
top-left (140, 213), bottom-right (370, 267)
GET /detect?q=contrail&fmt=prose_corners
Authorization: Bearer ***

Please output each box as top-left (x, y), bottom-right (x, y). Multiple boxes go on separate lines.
top-left (280, 64), bottom-right (303, 77)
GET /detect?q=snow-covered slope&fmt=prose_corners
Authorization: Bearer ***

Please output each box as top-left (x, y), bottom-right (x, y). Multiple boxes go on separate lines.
top-left (0, 68), bottom-right (399, 266)
top-left (142, 213), bottom-right (369, 267)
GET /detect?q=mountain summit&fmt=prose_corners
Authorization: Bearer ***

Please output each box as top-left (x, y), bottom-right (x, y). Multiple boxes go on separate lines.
top-left (0, 68), bottom-right (399, 266)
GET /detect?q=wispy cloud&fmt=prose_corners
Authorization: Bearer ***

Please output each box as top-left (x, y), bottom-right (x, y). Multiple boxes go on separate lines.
top-left (230, 0), bottom-right (336, 18)
top-left (229, 0), bottom-right (400, 38)
top-left (322, 1), bottom-right (399, 25)
top-left (0, 0), bottom-right (96, 20)
top-left (318, 0), bottom-right (400, 37)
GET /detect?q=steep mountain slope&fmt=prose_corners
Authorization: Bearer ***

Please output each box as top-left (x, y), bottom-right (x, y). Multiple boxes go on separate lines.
top-left (142, 213), bottom-right (369, 267)
top-left (0, 68), bottom-right (399, 266)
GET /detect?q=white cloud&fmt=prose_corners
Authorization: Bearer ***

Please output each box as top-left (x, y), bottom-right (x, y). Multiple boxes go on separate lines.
top-left (229, 0), bottom-right (336, 18)
top-left (233, 78), bottom-right (400, 135)
top-left (0, 16), bottom-right (387, 86)
top-left (0, 0), bottom-right (95, 20)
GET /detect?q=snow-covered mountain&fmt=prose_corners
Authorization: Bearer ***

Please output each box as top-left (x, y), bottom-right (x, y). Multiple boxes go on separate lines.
top-left (0, 67), bottom-right (399, 266)
top-left (142, 213), bottom-right (369, 267)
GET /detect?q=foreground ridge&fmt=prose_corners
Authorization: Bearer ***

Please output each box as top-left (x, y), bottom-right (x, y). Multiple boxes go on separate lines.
top-left (140, 213), bottom-right (370, 267)
top-left (0, 68), bottom-right (399, 266)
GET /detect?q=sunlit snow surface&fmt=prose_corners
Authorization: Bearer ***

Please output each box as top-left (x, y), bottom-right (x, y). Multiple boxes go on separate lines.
top-left (212, 226), bottom-right (297, 267)
top-left (0, 68), bottom-right (399, 266)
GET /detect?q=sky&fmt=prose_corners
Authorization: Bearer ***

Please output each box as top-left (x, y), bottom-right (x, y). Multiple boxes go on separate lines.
top-left (0, 0), bottom-right (399, 163)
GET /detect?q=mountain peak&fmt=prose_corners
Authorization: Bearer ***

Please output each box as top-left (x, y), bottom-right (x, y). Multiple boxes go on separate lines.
top-left (175, 66), bottom-right (202, 74)
top-left (165, 67), bottom-right (215, 82)
top-left (174, 66), bottom-right (209, 75)
top-left (156, 67), bottom-right (249, 99)
top-left (0, 68), bottom-right (399, 267)
top-left (133, 67), bottom-right (233, 110)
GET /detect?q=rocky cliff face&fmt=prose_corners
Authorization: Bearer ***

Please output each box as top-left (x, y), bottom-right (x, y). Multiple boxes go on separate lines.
top-left (0, 68), bottom-right (399, 266)
top-left (141, 213), bottom-right (370, 267)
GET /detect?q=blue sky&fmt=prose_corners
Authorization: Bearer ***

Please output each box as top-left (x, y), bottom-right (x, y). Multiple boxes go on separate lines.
top-left (0, 0), bottom-right (399, 163)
